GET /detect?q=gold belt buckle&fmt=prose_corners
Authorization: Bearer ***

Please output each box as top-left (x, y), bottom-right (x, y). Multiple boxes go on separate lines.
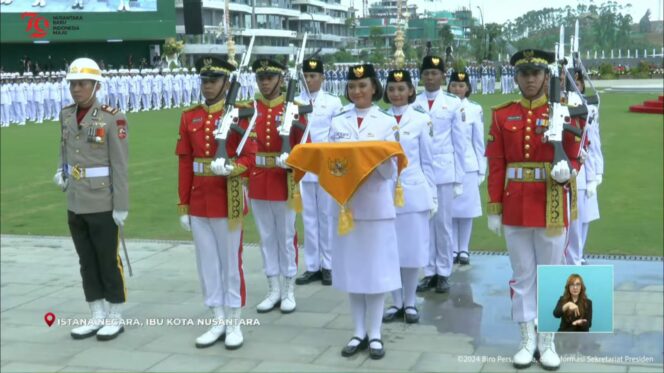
top-left (71, 164), bottom-right (83, 180)
top-left (265, 156), bottom-right (276, 168)
top-left (523, 168), bottom-right (536, 182)
top-left (203, 164), bottom-right (214, 176)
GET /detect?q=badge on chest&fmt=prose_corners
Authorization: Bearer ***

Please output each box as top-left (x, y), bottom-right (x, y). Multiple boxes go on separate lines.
top-left (86, 121), bottom-right (107, 144)
top-left (535, 118), bottom-right (549, 134)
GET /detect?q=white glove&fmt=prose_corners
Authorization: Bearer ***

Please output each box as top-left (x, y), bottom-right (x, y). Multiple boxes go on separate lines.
top-left (453, 183), bottom-right (463, 198)
top-left (586, 180), bottom-right (598, 198)
top-left (551, 160), bottom-right (572, 183)
top-left (179, 214), bottom-right (191, 232)
top-left (488, 214), bottom-right (502, 237)
top-left (477, 174), bottom-right (486, 186)
top-left (430, 196), bottom-right (438, 218)
top-left (112, 210), bottom-right (128, 226)
top-left (579, 148), bottom-right (588, 163)
top-left (596, 174), bottom-right (603, 186)
top-left (210, 158), bottom-right (234, 176)
top-left (53, 168), bottom-right (66, 188)
top-left (276, 152), bottom-right (290, 169)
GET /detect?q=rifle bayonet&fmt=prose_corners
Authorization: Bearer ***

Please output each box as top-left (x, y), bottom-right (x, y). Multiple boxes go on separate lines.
top-left (213, 35), bottom-right (256, 160)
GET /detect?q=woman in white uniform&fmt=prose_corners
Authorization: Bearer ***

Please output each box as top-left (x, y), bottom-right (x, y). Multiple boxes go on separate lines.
top-left (327, 64), bottom-right (401, 360)
top-left (448, 70), bottom-right (486, 265)
top-left (381, 69), bottom-right (436, 324)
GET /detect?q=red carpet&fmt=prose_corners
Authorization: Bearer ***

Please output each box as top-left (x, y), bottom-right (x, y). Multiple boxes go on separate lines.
top-left (629, 95), bottom-right (664, 114)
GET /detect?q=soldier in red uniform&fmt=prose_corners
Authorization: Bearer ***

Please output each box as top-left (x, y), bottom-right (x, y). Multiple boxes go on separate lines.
top-left (175, 56), bottom-right (256, 350)
top-left (486, 49), bottom-right (583, 370)
top-left (249, 58), bottom-right (308, 314)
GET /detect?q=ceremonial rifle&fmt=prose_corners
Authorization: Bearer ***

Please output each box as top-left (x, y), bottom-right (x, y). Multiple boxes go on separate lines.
top-left (278, 33), bottom-right (313, 153)
top-left (563, 20), bottom-right (600, 107)
top-left (544, 25), bottom-right (585, 170)
top-left (213, 35), bottom-right (256, 160)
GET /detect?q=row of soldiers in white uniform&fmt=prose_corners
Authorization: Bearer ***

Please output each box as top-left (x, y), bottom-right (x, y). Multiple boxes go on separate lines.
top-left (0, 71), bottom-right (72, 126)
top-left (323, 67), bottom-right (422, 97)
top-left (461, 63), bottom-right (518, 95)
top-left (94, 69), bottom-right (258, 112)
top-left (0, 68), bottom-right (260, 126)
top-left (99, 68), bottom-right (202, 112)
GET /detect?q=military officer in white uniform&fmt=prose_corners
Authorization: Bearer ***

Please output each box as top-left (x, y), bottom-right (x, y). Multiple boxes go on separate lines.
top-left (295, 58), bottom-right (343, 286)
top-left (381, 68), bottom-right (436, 324)
top-left (414, 56), bottom-right (466, 293)
top-left (173, 68), bottom-right (184, 107)
top-left (448, 70), bottom-right (486, 265)
top-left (140, 69), bottom-right (153, 111)
top-left (162, 69), bottom-right (173, 109)
top-left (328, 64), bottom-right (400, 360)
top-left (151, 69), bottom-right (163, 110)
top-left (0, 75), bottom-right (11, 127)
top-left (129, 69), bottom-right (141, 112)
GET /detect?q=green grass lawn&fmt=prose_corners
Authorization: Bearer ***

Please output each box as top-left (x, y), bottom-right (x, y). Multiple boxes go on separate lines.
top-left (1, 92), bottom-right (662, 256)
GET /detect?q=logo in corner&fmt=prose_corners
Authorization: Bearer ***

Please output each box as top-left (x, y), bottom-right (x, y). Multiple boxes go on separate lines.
top-left (21, 12), bottom-right (50, 39)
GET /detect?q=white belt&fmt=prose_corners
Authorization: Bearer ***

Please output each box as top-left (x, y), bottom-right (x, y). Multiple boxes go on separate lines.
top-left (255, 155), bottom-right (277, 168)
top-left (68, 165), bottom-right (110, 179)
top-left (192, 161), bottom-right (207, 174)
top-left (506, 167), bottom-right (546, 181)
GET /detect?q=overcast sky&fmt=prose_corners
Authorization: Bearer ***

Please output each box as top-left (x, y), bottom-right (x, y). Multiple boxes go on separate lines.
top-left (352, 0), bottom-right (663, 23)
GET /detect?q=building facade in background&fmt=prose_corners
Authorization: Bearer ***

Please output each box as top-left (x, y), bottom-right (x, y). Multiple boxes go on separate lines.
top-left (354, 1), bottom-right (474, 55)
top-left (175, 0), bottom-right (353, 58)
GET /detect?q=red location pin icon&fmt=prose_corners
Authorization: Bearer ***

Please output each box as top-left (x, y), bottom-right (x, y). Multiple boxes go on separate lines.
top-left (44, 312), bottom-right (56, 327)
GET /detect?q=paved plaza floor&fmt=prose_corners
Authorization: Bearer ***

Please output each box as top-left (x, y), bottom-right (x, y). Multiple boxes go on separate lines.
top-left (1, 235), bottom-right (662, 373)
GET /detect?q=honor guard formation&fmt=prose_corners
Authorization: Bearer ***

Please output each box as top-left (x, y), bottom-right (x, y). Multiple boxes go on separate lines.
top-left (39, 25), bottom-right (605, 370)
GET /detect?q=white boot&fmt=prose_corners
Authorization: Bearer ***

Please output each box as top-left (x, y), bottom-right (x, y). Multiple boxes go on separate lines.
top-left (97, 302), bottom-right (124, 341)
top-left (280, 276), bottom-right (296, 314)
top-left (195, 306), bottom-right (225, 348)
top-left (31, 0), bottom-right (39, 6)
top-left (537, 332), bottom-right (561, 370)
top-left (256, 276), bottom-right (281, 313)
top-left (70, 300), bottom-right (106, 339)
top-left (513, 321), bottom-right (537, 369)
top-left (224, 307), bottom-right (244, 350)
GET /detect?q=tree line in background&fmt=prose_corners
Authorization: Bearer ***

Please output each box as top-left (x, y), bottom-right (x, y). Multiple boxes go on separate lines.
top-left (324, 1), bottom-right (662, 69)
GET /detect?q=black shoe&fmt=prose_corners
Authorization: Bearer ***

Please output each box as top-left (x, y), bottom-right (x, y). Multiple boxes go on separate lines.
top-left (435, 276), bottom-right (451, 293)
top-left (382, 306), bottom-right (404, 322)
top-left (341, 335), bottom-right (368, 357)
top-left (416, 275), bottom-right (437, 292)
top-left (404, 306), bottom-right (420, 324)
top-left (321, 268), bottom-right (332, 286)
top-left (453, 252), bottom-right (460, 264)
top-left (458, 251), bottom-right (470, 265)
top-left (295, 270), bottom-right (322, 285)
top-left (368, 338), bottom-right (385, 360)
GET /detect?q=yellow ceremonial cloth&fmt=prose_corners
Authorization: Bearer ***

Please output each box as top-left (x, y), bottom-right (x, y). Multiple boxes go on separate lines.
top-left (286, 141), bottom-right (408, 206)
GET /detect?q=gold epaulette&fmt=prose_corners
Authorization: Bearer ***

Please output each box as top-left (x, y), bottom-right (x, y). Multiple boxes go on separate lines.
top-left (491, 100), bottom-right (519, 111)
top-left (100, 104), bottom-right (120, 115)
top-left (183, 104), bottom-right (202, 113)
top-left (235, 100), bottom-right (254, 108)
